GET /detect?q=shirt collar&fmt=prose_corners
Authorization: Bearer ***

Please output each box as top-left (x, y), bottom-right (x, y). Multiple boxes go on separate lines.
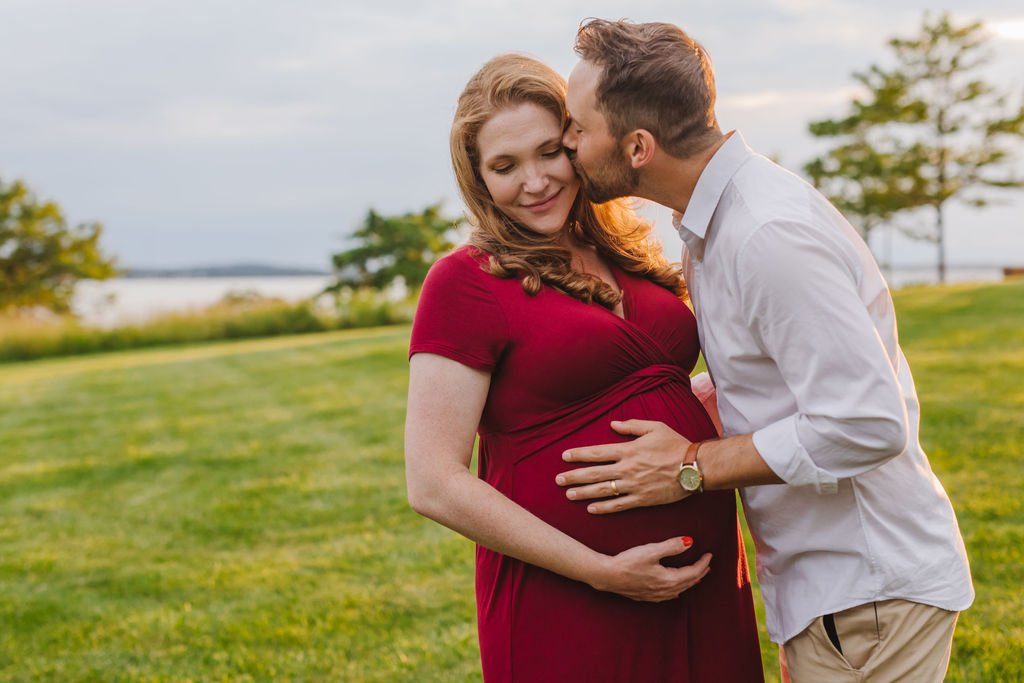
top-left (672, 131), bottom-right (754, 242)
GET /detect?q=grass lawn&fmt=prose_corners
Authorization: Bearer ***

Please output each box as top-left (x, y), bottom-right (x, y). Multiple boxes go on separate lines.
top-left (1, 280), bottom-right (1022, 681)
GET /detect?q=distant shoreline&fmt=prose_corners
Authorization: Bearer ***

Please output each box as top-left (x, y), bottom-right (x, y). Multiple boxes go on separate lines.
top-left (118, 262), bottom-right (1015, 279)
top-left (122, 265), bottom-right (330, 278)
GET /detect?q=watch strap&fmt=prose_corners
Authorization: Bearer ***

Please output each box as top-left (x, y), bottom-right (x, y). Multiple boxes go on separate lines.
top-left (683, 439), bottom-right (705, 465)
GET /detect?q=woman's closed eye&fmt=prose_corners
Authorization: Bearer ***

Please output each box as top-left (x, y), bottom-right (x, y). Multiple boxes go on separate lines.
top-left (492, 149), bottom-right (561, 174)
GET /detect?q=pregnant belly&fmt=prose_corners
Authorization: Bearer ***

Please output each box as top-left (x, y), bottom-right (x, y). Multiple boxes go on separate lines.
top-left (501, 384), bottom-right (733, 563)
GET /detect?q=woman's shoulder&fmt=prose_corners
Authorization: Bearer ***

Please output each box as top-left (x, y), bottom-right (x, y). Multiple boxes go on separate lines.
top-left (425, 245), bottom-right (496, 286)
top-left (439, 244), bottom-right (490, 267)
top-left (415, 245), bottom-right (511, 336)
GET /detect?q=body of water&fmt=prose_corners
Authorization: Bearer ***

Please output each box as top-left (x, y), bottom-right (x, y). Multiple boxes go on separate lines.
top-left (883, 266), bottom-right (1005, 289)
top-left (73, 276), bottom-right (335, 327)
top-left (71, 267), bottom-right (1006, 328)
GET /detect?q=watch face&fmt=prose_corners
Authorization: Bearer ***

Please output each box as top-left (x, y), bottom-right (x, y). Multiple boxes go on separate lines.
top-left (678, 465), bottom-right (701, 491)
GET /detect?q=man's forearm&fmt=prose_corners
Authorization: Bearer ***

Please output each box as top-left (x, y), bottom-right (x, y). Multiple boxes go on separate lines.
top-left (700, 433), bottom-right (783, 490)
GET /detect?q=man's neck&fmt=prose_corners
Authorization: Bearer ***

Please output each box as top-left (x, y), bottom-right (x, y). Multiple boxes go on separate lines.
top-left (638, 132), bottom-right (732, 215)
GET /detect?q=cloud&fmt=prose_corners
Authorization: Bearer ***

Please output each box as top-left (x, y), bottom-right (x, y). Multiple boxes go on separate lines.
top-left (1, 0), bottom-right (1021, 268)
top-left (135, 99), bottom-right (337, 145)
top-left (9, 99), bottom-right (338, 148)
top-left (720, 85), bottom-right (864, 111)
top-left (989, 18), bottom-right (1024, 41)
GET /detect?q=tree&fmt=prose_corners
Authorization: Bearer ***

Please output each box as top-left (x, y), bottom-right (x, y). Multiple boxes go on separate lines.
top-left (329, 203), bottom-right (462, 291)
top-left (804, 67), bottom-right (932, 249)
top-left (805, 13), bottom-right (1024, 282)
top-left (1, 177), bottom-right (118, 313)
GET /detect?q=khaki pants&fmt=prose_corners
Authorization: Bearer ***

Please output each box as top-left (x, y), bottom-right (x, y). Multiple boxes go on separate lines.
top-left (780, 599), bottom-right (958, 682)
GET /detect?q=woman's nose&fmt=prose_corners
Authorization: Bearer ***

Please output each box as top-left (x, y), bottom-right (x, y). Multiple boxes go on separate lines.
top-left (522, 166), bottom-right (548, 193)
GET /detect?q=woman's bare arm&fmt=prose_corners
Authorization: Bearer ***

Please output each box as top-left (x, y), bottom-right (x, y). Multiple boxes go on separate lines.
top-left (405, 353), bottom-right (711, 602)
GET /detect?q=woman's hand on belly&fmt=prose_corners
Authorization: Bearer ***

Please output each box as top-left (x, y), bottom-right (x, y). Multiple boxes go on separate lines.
top-left (587, 537), bottom-right (712, 602)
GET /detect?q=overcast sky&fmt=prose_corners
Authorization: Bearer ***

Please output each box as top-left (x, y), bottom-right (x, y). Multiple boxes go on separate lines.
top-left (1, 0), bottom-right (1022, 270)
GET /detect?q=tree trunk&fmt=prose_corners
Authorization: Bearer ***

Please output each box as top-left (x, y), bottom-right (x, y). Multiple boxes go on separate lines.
top-left (936, 203), bottom-right (946, 284)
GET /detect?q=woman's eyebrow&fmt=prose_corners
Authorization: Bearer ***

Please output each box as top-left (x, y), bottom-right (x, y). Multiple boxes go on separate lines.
top-left (484, 138), bottom-right (562, 165)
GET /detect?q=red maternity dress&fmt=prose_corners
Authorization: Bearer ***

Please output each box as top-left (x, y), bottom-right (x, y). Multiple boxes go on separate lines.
top-left (410, 246), bottom-right (763, 682)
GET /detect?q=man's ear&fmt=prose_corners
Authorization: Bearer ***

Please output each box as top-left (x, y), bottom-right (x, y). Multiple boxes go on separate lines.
top-left (622, 129), bottom-right (657, 169)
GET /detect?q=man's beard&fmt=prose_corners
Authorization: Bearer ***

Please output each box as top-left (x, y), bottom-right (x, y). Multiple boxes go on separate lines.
top-left (574, 150), bottom-right (640, 204)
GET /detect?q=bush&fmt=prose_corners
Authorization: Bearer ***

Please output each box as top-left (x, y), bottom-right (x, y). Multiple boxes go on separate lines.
top-left (0, 289), bottom-right (416, 363)
top-left (333, 287), bottom-right (417, 330)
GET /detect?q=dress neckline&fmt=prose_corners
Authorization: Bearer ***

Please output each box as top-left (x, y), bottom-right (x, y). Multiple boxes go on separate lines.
top-left (606, 262), bottom-right (629, 321)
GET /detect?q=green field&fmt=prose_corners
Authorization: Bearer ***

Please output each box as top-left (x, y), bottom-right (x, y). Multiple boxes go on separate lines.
top-left (1, 280), bottom-right (1022, 681)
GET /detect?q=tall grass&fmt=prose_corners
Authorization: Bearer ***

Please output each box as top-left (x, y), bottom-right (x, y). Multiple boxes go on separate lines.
top-left (0, 288), bottom-right (415, 363)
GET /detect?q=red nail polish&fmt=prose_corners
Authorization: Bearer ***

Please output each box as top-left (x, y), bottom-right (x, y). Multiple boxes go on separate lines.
top-left (681, 536), bottom-right (693, 547)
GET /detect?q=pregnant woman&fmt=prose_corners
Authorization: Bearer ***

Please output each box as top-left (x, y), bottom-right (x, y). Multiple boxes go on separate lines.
top-left (404, 53), bottom-right (763, 682)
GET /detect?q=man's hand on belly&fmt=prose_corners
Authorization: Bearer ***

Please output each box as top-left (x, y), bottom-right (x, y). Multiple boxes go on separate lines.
top-left (558, 423), bottom-right (783, 511)
top-left (587, 536), bottom-right (712, 602)
top-left (556, 420), bottom-right (690, 514)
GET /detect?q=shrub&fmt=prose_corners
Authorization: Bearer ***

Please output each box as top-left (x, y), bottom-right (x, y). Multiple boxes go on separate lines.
top-left (0, 289), bottom-right (416, 363)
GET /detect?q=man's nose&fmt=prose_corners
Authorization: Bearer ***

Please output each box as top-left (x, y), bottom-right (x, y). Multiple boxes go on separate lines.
top-left (562, 127), bottom-right (577, 151)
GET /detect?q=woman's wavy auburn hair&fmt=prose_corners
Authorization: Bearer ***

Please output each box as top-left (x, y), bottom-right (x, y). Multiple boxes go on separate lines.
top-left (450, 53), bottom-right (684, 308)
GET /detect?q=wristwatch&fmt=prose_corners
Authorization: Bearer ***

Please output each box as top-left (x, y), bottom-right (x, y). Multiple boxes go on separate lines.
top-left (677, 440), bottom-right (706, 493)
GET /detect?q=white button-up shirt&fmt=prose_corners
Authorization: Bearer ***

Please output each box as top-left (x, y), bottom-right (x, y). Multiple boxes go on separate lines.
top-left (677, 132), bottom-right (974, 643)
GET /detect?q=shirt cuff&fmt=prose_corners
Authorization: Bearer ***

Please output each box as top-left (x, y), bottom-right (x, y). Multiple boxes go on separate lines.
top-left (690, 372), bottom-right (715, 404)
top-left (752, 416), bottom-right (838, 494)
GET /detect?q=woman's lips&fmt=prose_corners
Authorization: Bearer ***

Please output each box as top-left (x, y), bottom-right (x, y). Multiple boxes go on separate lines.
top-left (522, 188), bottom-right (562, 212)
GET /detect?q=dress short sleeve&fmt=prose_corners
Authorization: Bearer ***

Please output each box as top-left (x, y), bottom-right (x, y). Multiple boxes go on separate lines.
top-left (409, 248), bottom-right (509, 371)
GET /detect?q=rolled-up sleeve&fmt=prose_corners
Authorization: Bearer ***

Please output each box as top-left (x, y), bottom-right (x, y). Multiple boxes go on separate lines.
top-left (738, 220), bottom-right (909, 492)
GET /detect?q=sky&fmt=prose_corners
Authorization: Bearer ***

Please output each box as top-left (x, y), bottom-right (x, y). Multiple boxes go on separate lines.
top-left (1, 0), bottom-right (1022, 271)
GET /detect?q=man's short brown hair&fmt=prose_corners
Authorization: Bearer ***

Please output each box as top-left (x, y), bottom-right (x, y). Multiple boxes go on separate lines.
top-left (574, 19), bottom-right (720, 158)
